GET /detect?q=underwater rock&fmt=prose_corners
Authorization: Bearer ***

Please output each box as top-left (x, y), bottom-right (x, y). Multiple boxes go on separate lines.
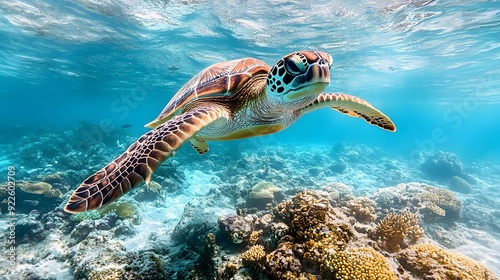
top-left (420, 151), bottom-right (466, 182)
top-left (125, 251), bottom-right (168, 279)
top-left (69, 233), bottom-right (129, 280)
top-left (328, 160), bottom-right (347, 174)
top-left (69, 219), bottom-right (95, 246)
top-left (449, 176), bottom-right (473, 194)
top-left (173, 195), bottom-right (232, 247)
top-left (15, 212), bottom-right (46, 244)
top-left (113, 219), bottom-right (137, 238)
top-left (246, 181), bottom-right (281, 209)
top-left (218, 214), bottom-right (256, 244)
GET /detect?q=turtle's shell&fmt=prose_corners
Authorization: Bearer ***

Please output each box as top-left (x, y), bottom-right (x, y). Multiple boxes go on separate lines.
top-left (145, 58), bottom-right (271, 128)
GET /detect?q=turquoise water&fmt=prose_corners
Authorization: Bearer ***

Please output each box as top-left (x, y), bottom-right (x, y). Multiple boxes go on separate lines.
top-left (1, 0), bottom-right (499, 162)
top-left (1, 1), bottom-right (499, 279)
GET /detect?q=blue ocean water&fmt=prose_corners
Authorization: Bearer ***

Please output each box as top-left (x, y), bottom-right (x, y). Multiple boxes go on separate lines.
top-left (1, 0), bottom-right (499, 279)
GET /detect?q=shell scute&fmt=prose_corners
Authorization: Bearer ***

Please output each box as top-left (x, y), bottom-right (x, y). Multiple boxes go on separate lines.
top-left (145, 58), bottom-right (270, 128)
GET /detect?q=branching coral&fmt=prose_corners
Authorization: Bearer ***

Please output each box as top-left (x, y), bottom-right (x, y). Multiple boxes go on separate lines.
top-left (322, 247), bottom-right (397, 280)
top-left (372, 211), bottom-right (424, 252)
top-left (417, 185), bottom-right (462, 218)
top-left (345, 196), bottom-right (377, 222)
top-left (398, 243), bottom-right (498, 280)
top-left (241, 245), bottom-right (266, 263)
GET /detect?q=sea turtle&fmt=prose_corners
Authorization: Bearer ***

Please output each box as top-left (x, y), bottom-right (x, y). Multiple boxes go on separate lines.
top-left (65, 50), bottom-right (395, 213)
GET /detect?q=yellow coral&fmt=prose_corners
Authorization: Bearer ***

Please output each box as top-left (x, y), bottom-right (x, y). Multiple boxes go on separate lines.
top-left (398, 243), bottom-right (497, 280)
top-left (418, 185), bottom-right (462, 217)
top-left (372, 211), bottom-right (424, 252)
top-left (18, 181), bottom-right (62, 198)
top-left (99, 202), bottom-right (137, 218)
top-left (40, 172), bottom-right (65, 183)
top-left (146, 180), bottom-right (161, 193)
top-left (249, 230), bottom-right (262, 245)
top-left (322, 247), bottom-right (397, 280)
top-left (345, 197), bottom-right (377, 222)
top-left (88, 266), bottom-right (124, 280)
top-left (241, 245), bottom-right (266, 262)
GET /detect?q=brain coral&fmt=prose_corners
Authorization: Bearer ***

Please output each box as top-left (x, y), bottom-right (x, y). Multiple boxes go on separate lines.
top-left (372, 211), bottom-right (424, 252)
top-left (398, 243), bottom-right (498, 280)
top-left (322, 246), bottom-right (397, 280)
top-left (99, 202), bottom-right (137, 219)
top-left (247, 181), bottom-right (281, 209)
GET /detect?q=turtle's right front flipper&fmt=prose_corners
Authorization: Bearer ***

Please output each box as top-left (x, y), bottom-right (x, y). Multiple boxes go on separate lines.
top-left (64, 105), bottom-right (229, 213)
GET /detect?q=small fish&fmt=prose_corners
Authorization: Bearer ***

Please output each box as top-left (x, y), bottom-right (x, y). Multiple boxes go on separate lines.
top-left (121, 124), bottom-right (133, 129)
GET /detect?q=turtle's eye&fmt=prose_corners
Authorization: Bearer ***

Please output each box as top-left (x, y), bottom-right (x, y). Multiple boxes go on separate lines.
top-left (284, 58), bottom-right (305, 76)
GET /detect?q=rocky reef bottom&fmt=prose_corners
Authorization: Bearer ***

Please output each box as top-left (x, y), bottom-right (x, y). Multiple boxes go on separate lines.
top-left (0, 126), bottom-right (499, 279)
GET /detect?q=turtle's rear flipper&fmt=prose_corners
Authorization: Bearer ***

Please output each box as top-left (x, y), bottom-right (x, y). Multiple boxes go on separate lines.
top-left (300, 92), bottom-right (396, 132)
top-left (64, 106), bottom-right (229, 213)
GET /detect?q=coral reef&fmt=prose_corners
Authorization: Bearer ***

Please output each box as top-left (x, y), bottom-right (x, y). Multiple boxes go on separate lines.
top-left (371, 211), bottom-right (424, 252)
top-left (218, 214), bottom-right (256, 244)
top-left (0, 181), bottom-right (63, 213)
top-left (217, 191), bottom-right (355, 278)
top-left (398, 243), bottom-right (498, 280)
top-left (99, 202), bottom-right (138, 219)
top-left (319, 182), bottom-right (353, 206)
top-left (241, 244), bottom-right (266, 263)
top-left (345, 196), bottom-right (377, 222)
top-left (372, 182), bottom-right (463, 222)
top-left (69, 233), bottom-right (128, 280)
top-left (322, 247), bottom-right (397, 280)
top-left (246, 181), bottom-right (281, 209)
top-left (417, 185), bottom-right (462, 219)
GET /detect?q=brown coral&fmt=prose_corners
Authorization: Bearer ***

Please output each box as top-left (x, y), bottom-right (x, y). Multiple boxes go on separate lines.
top-left (417, 185), bottom-right (462, 219)
top-left (265, 242), bottom-right (302, 279)
top-left (322, 247), bottom-right (397, 280)
top-left (18, 181), bottom-right (62, 198)
top-left (398, 243), bottom-right (498, 280)
top-left (273, 191), bottom-right (354, 272)
top-left (345, 196), bottom-right (377, 222)
top-left (372, 211), bottom-right (424, 252)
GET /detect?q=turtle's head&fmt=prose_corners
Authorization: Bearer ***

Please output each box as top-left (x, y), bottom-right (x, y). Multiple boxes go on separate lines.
top-left (266, 51), bottom-right (332, 106)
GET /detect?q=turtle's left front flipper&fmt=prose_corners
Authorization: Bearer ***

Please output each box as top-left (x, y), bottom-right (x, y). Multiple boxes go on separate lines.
top-left (64, 105), bottom-right (229, 213)
top-left (300, 93), bottom-right (396, 132)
